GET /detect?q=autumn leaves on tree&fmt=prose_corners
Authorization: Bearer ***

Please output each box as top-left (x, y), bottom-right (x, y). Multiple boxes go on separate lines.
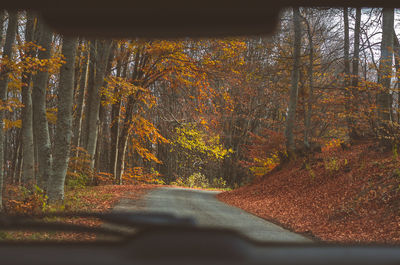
top-left (0, 8), bottom-right (399, 207)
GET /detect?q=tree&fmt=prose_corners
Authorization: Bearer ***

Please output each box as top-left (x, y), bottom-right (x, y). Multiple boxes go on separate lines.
top-left (343, 8), bottom-right (362, 140)
top-left (285, 7), bottom-right (301, 158)
top-left (72, 40), bottom-right (89, 152)
top-left (21, 11), bottom-right (36, 187)
top-left (352, 8), bottom-right (361, 90)
top-left (109, 43), bottom-right (130, 180)
top-left (377, 8), bottom-right (394, 129)
top-left (47, 37), bottom-right (78, 203)
top-left (83, 40), bottom-right (112, 168)
top-left (0, 11), bottom-right (18, 207)
top-left (0, 10), bottom-right (5, 52)
top-left (343, 7), bottom-right (353, 136)
top-left (0, 7), bottom-right (398, 203)
top-left (32, 19), bottom-right (53, 189)
top-left (302, 10), bottom-right (315, 149)
top-left (350, 8), bottom-right (362, 139)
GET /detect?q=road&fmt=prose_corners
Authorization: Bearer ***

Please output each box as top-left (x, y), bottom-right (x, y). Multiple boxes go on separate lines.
top-left (114, 187), bottom-right (310, 242)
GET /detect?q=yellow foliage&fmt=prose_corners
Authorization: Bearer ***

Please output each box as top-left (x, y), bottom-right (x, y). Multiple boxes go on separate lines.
top-left (46, 108), bottom-right (58, 124)
top-left (0, 98), bottom-right (24, 112)
top-left (172, 123), bottom-right (232, 161)
top-left (249, 154), bottom-right (280, 177)
top-left (3, 119), bottom-right (22, 131)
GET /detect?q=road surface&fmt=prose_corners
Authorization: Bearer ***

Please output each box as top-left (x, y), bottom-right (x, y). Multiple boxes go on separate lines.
top-left (114, 187), bottom-right (311, 242)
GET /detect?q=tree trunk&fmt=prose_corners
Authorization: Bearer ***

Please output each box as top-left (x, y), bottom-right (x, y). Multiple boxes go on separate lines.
top-left (16, 139), bottom-right (23, 184)
top-left (72, 40), bottom-right (89, 151)
top-left (377, 8), bottom-right (394, 124)
top-left (115, 95), bottom-right (135, 184)
top-left (47, 37), bottom-right (78, 203)
top-left (393, 30), bottom-right (400, 123)
top-left (21, 11), bottom-right (36, 188)
top-left (96, 44), bottom-right (115, 172)
top-left (303, 14), bottom-right (313, 149)
top-left (0, 11), bottom-right (18, 208)
top-left (343, 8), bottom-right (350, 79)
top-left (0, 10), bottom-right (5, 52)
top-left (285, 7), bottom-right (301, 158)
top-left (110, 47), bottom-right (129, 179)
top-left (115, 133), bottom-right (128, 184)
top-left (352, 8), bottom-right (361, 88)
top-left (343, 7), bottom-right (354, 137)
top-left (32, 19), bottom-right (53, 190)
top-left (11, 130), bottom-right (22, 184)
top-left (350, 8), bottom-right (362, 140)
top-left (110, 98), bottom-right (121, 179)
top-left (84, 40), bottom-right (112, 169)
top-left (80, 41), bottom-right (95, 150)
top-left (94, 121), bottom-right (102, 173)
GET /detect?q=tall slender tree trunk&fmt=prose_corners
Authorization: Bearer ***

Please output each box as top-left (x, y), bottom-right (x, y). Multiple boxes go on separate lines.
top-left (80, 41), bottom-right (95, 150)
top-left (96, 44), bottom-right (115, 172)
top-left (32, 19), bottom-right (53, 190)
top-left (115, 133), bottom-right (128, 184)
top-left (349, 8), bottom-right (362, 139)
top-left (115, 135), bottom-right (128, 185)
top-left (84, 40), bottom-right (112, 168)
top-left (94, 122), bottom-right (102, 173)
top-left (303, 14), bottom-right (313, 149)
top-left (343, 7), bottom-right (354, 138)
top-left (0, 10), bottom-right (5, 52)
top-left (344, 8), bottom-right (361, 140)
top-left (343, 8), bottom-right (350, 79)
top-left (72, 41), bottom-right (89, 150)
top-left (115, 95), bottom-right (135, 184)
top-left (110, 98), bottom-right (121, 178)
top-left (393, 30), bottom-right (400, 123)
top-left (352, 8), bottom-right (361, 88)
top-left (15, 137), bottom-right (23, 184)
top-left (395, 30), bottom-right (400, 72)
top-left (285, 7), bottom-right (301, 158)
top-left (11, 130), bottom-right (21, 184)
top-left (47, 37), bottom-right (78, 203)
top-left (377, 8), bottom-right (394, 125)
top-left (110, 47), bottom-right (129, 179)
top-left (21, 11), bottom-right (36, 188)
top-left (0, 11), bottom-right (18, 208)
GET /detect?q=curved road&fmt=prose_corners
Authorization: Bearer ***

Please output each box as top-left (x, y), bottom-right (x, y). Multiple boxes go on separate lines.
top-left (114, 187), bottom-right (310, 242)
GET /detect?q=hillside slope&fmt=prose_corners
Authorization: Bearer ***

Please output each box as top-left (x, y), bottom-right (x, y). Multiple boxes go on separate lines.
top-left (218, 142), bottom-right (400, 243)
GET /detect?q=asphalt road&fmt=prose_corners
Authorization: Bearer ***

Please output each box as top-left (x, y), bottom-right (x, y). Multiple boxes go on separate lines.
top-left (115, 187), bottom-right (311, 242)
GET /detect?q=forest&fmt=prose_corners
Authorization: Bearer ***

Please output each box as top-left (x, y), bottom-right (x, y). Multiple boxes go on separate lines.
top-left (0, 6), bottom-right (399, 227)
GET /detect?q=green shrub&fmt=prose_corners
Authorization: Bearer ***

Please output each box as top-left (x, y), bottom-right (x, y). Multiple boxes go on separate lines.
top-left (210, 177), bottom-right (227, 189)
top-left (187, 172), bottom-right (209, 188)
top-left (4, 185), bottom-right (49, 214)
top-left (171, 173), bottom-right (228, 189)
top-left (324, 157), bottom-right (340, 172)
top-left (170, 177), bottom-right (185, 187)
top-left (66, 173), bottom-right (90, 189)
top-left (305, 162), bottom-right (316, 180)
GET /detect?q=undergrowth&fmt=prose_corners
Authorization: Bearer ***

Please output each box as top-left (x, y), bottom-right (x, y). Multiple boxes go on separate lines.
top-left (171, 172), bottom-right (229, 190)
top-left (1, 184), bottom-right (154, 241)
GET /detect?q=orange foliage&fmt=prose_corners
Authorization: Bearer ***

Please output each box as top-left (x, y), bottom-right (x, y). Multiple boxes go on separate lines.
top-left (322, 138), bottom-right (344, 152)
top-left (122, 167), bottom-right (164, 185)
top-left (218, 142), bottom-right (400, 243)
top-left (240, 129), bottom-right (285, 176)
top-left (3, 185), bottom-right (48, 215)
